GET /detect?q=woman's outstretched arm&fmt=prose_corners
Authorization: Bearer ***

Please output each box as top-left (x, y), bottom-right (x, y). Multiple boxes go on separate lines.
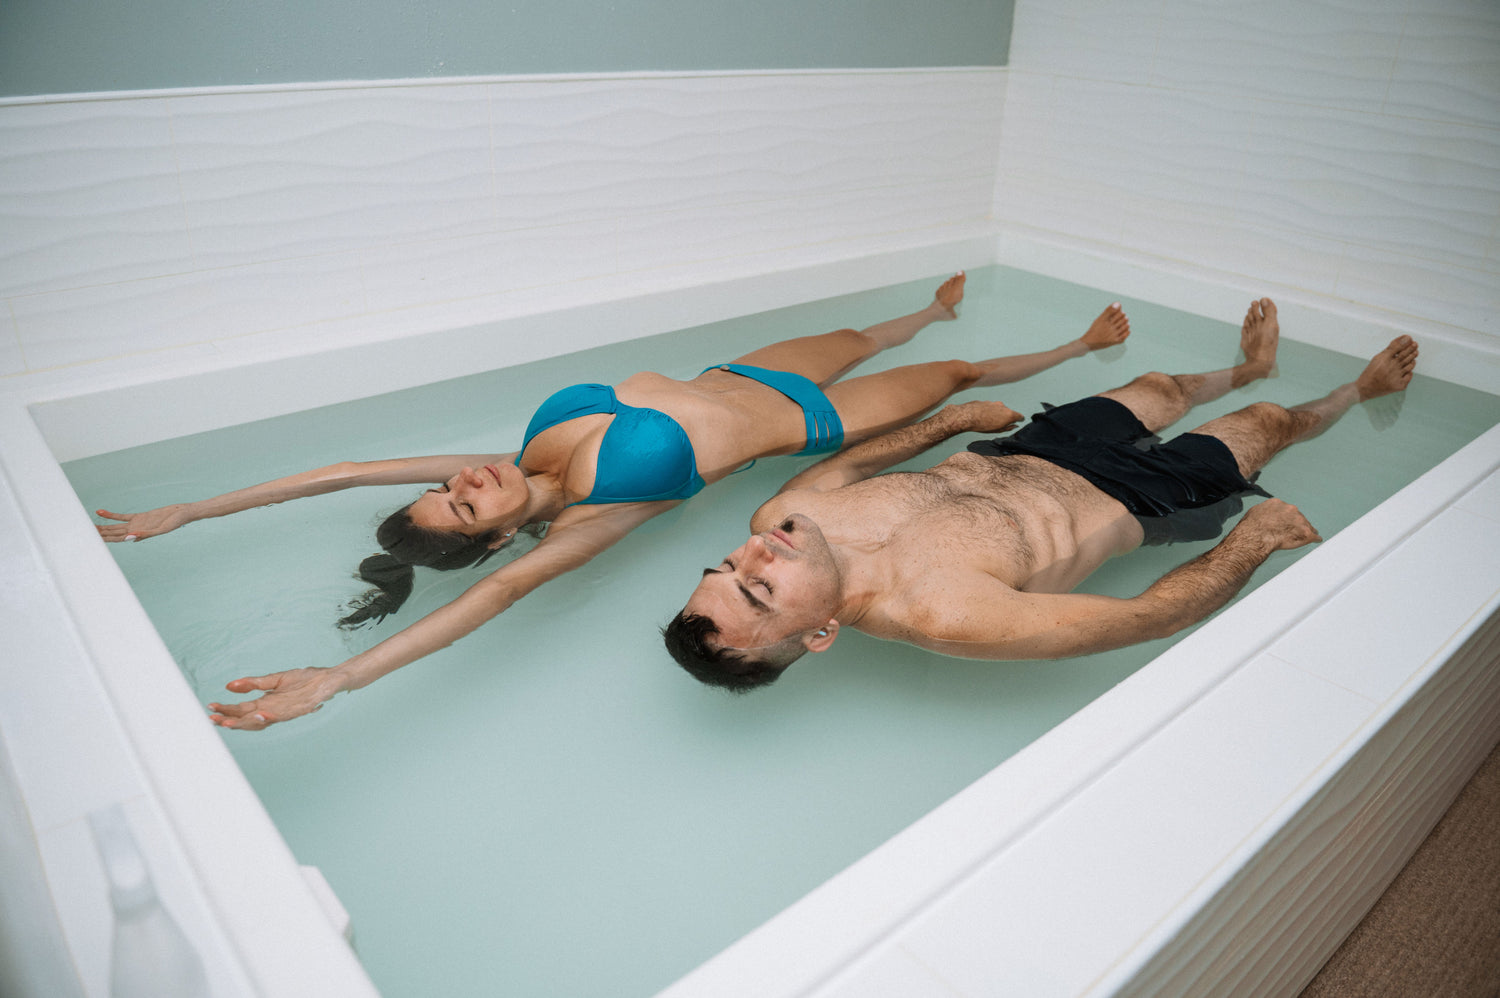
top-left (205, 500), bottom-right (673, 730)
top-left (94, 454), bottom-right (517, 542)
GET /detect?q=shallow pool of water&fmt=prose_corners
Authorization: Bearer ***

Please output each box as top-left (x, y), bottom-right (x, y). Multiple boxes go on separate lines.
top-left (64, 266), bottom-right (1500, 997)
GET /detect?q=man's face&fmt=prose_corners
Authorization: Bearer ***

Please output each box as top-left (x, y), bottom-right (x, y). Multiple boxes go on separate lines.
top-left (683, 514), bottom-right (842, 653)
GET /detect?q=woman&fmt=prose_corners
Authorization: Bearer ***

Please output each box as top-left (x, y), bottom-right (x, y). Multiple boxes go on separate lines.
top-left (95, 274), bottom-right (1130, 729)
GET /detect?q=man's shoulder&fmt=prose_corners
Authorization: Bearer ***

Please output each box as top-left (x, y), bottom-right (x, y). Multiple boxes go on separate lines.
top-left (866, 569), bottom-right (1025, 637)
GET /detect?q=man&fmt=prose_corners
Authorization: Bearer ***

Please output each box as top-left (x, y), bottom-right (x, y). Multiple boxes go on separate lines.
top-left (664, 299), bottom-right (1419, 691)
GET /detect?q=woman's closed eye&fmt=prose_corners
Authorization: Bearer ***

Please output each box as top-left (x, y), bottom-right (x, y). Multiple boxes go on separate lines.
top-left (428, 484), bottom-right (474, 520)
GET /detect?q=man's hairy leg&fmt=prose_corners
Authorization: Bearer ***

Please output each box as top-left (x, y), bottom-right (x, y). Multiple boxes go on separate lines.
top-left (1096, 298), bottom-right (1282, 432)
top-left (1189, 335), bottom-right (1419, 477)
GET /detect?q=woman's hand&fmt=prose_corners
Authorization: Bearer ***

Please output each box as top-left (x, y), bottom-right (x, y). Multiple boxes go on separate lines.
top-left (208, 668), bottom-right (347, 731)
top-left (94, 505), bottom-right (194, 542)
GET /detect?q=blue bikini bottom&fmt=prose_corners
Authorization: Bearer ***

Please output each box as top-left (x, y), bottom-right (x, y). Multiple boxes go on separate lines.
top-left (709, 363), bottom-right (844, 456)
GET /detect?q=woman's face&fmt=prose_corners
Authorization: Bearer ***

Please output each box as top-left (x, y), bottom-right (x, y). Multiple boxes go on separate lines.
top-left (407, 464), bottom-right (528, 536)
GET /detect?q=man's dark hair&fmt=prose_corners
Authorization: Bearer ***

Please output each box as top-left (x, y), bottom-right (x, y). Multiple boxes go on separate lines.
top-left (337, 504), bottom-right (509, 629)
top-left (661, 611), bottom-right (795, 693)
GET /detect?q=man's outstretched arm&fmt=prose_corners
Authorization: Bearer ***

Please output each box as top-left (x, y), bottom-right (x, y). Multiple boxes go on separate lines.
top-left (779, 400), bottom-right (1022, 494)
top-left (908, 500), bottom-right (1320, 660)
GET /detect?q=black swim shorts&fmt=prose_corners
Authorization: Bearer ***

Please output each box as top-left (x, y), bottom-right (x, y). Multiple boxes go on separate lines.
top-left (967, 396), bottom-right (1271, 544)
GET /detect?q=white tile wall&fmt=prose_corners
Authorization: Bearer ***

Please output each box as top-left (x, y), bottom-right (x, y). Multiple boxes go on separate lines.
top-left (0, 70), bottom-right (1005, 376)
top-left (9, 1), bottom-right (1494, 378)
top-left (999, 0), bottom-right (1500, 340)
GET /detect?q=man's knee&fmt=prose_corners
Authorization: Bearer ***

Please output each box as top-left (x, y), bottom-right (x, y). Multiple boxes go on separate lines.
top-left (1198, 401), bottom-right (1301, 456)
top-left (1240, 400), bottom-right (1297, 430)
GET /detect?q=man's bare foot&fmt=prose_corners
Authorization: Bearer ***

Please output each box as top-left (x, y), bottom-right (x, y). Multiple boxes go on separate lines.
top-left (1357, 335), bottom-right (1419, 400)
top-left (1081, 302), bottom-right (1130, 349)
top-left (932, 271), bottom-right (965, 320)
top-left (1235, 297), bottom-right (1280, 385)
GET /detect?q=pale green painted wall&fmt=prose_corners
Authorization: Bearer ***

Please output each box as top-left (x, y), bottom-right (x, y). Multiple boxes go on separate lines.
top-left (1, 0), bottom-right (1012, 98)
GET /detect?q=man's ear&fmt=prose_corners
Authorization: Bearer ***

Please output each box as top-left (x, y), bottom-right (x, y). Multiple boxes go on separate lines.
top-left (802, 619), bottom-right (840, 654)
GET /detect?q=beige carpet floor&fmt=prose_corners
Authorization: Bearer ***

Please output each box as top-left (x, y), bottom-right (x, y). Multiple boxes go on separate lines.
top-left (1299, 737), bottom-right (1500, 998)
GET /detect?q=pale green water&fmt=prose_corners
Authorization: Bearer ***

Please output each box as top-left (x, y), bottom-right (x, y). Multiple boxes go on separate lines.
top-left (65, 266), bottom-right (1500, 997)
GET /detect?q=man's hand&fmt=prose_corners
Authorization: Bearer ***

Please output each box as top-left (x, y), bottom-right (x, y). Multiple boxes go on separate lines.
top-left (95, 505), bottom-right (194, 542)
top-left (208, 668), bottom-right (347, 731)
top-left (943, 399), bottom-right (1024, 435)
top-left (1239, 498), bottom-right (1322, 552)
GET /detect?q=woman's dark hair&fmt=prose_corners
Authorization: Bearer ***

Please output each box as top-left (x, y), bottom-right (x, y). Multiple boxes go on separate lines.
top-left (337, 504), bottom-right (518, 629)
top-left (660, 611), bottom-right (792, 693)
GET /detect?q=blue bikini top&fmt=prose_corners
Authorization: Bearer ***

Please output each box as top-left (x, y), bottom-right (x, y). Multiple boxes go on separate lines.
top-left (517, 383), bottom-right (707, 506)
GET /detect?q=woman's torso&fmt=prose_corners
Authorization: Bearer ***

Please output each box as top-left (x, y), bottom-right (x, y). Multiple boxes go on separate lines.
top-left (517, 369), bottom-right (819, 505)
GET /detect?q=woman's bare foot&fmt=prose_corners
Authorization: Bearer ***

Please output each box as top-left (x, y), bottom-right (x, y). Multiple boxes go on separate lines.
top-left (931, 271), bottom-right (966, 320)
top-left (1357, 335), bottom-right (1419, 400)
top-left (1235, 297), bottom-right (1280, 385)
top-left (1081, 302), bottom-right (1131, 349)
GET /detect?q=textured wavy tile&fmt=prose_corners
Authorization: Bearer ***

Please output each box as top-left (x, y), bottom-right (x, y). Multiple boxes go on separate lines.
top-left (14, 252), bottom-right (365, 368)
top-left (880, 74), bottom-right (1006, 186)
top-left (715, 77), bottom-right (924, 200)
top-left (997, 80), bottom-right (1258, 252)
top-left (996, 72), bottom-right (1053, 165)
top-left (360, 220), bottom-right (619, 313)
top-left (491, 73), bottom-right (1002, 230)
top-left (3, 71), bottom-right (1011, 368)
top-left (710, 73), bottom-right (999, 204)
top-left (1335, 244), bottom-right (1500, 334)
top-left (1138, 210), bottom-right (1349, 298)
top-left (578, 76), bottom-right (751, 212)
top-left (993, 165), bottom-right (1131, 246)
top-left (171, 85), bottom-right (495, 270)
top-left (1236, 101), bottom-right (1500, 274)
top-left (490, 77), bottom-right (726, 227)
top-left (1050, 81), bottom-right (1258, 208)
top-left (1487, 212), bottom-right (1500, 273)
top-left (0, 307), bottom-right (24, 376)
top-left (608, 175), bottom-right (991, 282)
top-left (1150, 0), bottom-right (1407, 112)
top-left (838, 176), bottom-right (997, 237)
top-left (614, 201), bottom-right (802, 271)
top-left (1385, 0), bottom-right (1500, 128)
top-left (0, 99), bottom-right (193, 299)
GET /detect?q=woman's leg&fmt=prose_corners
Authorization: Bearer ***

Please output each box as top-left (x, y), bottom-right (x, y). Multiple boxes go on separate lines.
top-left (822, 358), bottom-right (985, 442)
top-left (820, 304), bottom-right (1132, 443)
top-left (727, 274), bottom-right (966, 386)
